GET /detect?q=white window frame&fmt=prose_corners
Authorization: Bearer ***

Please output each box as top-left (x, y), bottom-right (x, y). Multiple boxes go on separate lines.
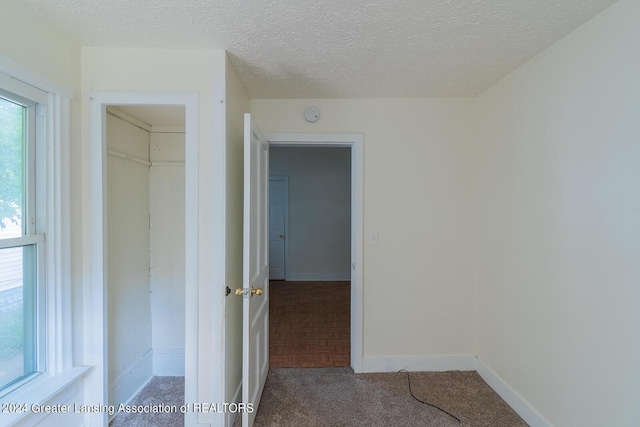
top-left (0, 60), bottom-right (88, 426)
top-left (0, 77), bottom-right (47, 396)
top-left (0, 84), bottom-right (46, 397)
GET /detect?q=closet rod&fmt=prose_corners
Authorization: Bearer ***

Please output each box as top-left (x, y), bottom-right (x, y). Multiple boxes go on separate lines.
top-left (106, 149), bottom-right (151, 166)
top-left (152, 161), bottom-right (185, 167)
top-left (106, 150), bottom-right (184, 167)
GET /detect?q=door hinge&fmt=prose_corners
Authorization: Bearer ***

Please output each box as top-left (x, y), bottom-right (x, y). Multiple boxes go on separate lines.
top-left (352, 262), bottom-right (356, 270)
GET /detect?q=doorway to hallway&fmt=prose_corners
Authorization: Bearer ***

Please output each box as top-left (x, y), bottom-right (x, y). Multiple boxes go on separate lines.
top-left (267, 145), bottom-right (352, 368)
top-left (264, 132), bottom-right (364, 373)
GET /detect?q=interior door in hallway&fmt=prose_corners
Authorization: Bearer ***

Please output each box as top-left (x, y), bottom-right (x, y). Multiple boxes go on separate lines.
top-left (269, 177), bottom-right (287, 280)
top-left (241, 113), bottom-right (269, 427)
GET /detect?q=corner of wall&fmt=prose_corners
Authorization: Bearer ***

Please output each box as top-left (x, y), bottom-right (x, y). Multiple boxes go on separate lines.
top-left (223, 52), bottom-right (250, 406)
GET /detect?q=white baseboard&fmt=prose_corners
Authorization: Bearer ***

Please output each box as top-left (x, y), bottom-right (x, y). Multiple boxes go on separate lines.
top-left (109, 349), bottom-right (153, 409)
top-left (361, 354), bottom-right (552, 427)
top-left (285, 272), bottom-right (351, 281)
top-left (153, 347), bottom-right (185, 376)
top-left (362, 354), bottom-right (477, 373)
top-left (473, 357), bottom-right (552, 427)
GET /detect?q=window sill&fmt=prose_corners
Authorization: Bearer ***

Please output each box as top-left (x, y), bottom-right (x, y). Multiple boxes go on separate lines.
top-left (0, 366), bottom-right (90, 426)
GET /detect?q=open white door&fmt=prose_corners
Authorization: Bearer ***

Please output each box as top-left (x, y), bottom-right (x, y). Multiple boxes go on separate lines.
top-left (241, 113), bottom-right (270, 426)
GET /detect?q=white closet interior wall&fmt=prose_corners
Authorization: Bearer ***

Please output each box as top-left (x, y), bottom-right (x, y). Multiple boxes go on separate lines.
top-left (106, 108), bottom-right (185, 409)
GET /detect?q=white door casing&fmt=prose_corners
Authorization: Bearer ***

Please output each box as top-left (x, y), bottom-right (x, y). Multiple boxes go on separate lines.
top-left (242, 114), bottom-right (270, 427)
top-left (268, 177), bottom-right (288, 280)
top-left (88, 92), bottom-right (204, 427)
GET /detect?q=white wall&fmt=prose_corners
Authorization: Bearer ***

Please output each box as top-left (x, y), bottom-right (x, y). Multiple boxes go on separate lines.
top-left (473, 0), bottom-right (640, 425)
top-left (81, 47), bottom-right (227, 426)
top-left (223, 53), bottom-right (250, 426)
top-left (270, 146), bottom-right (351, 281)
top-left (0, 1), bottom-right (79, 91)
top-left (105, 110), bottom-right (186, 406)
top-left (106, 112), bottom-right (153, 408)
top-left (251, 99), bottom-right (476, 359)
top-left (150, 132), bottom-right (186, 376)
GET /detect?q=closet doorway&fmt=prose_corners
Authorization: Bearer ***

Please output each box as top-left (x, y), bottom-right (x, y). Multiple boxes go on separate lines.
top-left (105, 105), bottom-right (186, 419)
top-left (87, 92), bottom-right (199, 426)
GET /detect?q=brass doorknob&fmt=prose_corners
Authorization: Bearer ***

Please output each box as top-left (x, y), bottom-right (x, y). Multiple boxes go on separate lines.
top-left (235, 288), bottom-right (263, 296)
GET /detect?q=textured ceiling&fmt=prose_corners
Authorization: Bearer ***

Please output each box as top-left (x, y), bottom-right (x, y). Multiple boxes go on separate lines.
top-left (22, 0), bottom-right (617, 98)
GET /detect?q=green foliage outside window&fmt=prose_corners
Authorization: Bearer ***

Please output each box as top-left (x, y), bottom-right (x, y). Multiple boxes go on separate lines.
top-left (0, 97), bottom-right (24, 230)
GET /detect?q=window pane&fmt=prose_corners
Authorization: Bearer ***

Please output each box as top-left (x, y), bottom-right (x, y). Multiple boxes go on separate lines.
top-left (0, 96), bottom-right (25, 239)
top-left (0, 245), bottom-right (37, 392)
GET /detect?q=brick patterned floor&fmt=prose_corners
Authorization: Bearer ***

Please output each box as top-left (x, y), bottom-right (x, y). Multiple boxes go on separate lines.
top-left (269, 281), bottom-right (351, 368)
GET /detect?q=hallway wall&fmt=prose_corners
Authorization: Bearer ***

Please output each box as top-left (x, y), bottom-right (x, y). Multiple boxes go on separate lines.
top-left (270, 146), bottom-right (351, 281)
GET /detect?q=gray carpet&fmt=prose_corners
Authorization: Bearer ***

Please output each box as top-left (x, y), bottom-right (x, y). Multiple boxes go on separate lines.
top-left (109, 376), bottom-right (184, 427)
top-left (109, 370), bottom-right (527, 426)
top-left (245, 368), bottom-right (528, 427)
